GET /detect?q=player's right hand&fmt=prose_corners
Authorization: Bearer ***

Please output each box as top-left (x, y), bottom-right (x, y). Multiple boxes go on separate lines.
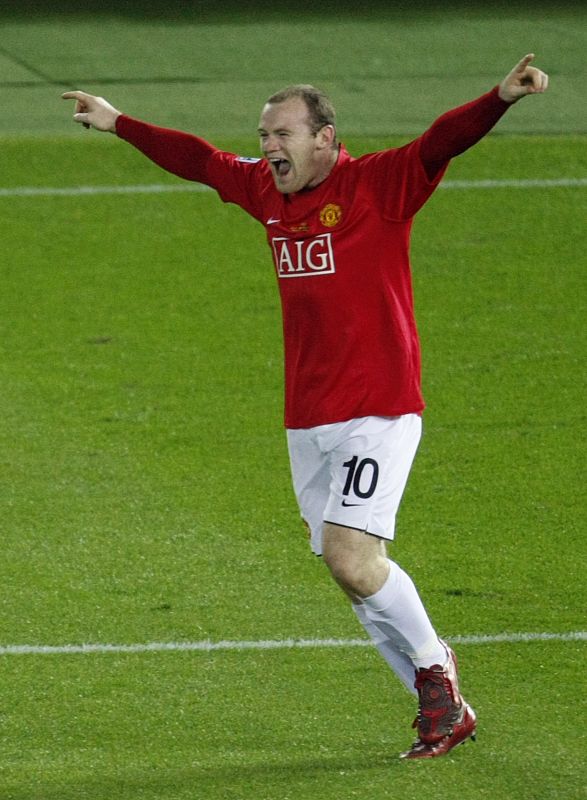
top-left (62, 91), bottom-right (122, 132)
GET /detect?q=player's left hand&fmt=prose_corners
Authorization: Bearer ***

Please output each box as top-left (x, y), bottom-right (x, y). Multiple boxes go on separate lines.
top-left (498, 54), bottom-right (549, 103)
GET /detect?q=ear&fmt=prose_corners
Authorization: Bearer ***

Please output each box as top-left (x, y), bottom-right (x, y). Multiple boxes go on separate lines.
top-left (316, 124), bottom-right (336, 149)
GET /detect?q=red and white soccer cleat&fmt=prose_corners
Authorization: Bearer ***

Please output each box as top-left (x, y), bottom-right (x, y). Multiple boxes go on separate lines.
top-left (400, 643), bottom-right (477, 759)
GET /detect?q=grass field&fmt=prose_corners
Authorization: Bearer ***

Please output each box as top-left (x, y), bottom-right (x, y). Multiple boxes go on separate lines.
top-left (1, 3), bottom-right (586, 799)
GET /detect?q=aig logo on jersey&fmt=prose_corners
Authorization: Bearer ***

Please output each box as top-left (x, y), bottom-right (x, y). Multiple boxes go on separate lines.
top-left (272, 234), bottom-right (336, 278)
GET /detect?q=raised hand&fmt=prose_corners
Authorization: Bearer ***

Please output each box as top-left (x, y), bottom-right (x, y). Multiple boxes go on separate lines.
top-left (498, 54), bottom-right (549, 103)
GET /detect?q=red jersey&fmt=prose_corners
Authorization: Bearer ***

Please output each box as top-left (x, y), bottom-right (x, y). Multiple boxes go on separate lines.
top-left (116, 88), bottom-right (510, 428)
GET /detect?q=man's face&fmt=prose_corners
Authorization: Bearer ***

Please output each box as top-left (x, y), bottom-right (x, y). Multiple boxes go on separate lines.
top-left (258, 97), bottom-right (334, 194)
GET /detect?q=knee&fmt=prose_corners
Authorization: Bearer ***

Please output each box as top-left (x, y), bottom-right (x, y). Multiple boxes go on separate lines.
top-left (322, 530), bottom-right (388, 599)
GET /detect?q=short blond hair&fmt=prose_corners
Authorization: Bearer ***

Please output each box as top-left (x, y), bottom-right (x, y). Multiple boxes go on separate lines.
top-left (265, 84), bottom-right (337, 137)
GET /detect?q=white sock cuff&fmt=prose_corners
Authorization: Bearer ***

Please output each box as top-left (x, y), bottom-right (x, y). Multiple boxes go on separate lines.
top-left (362, 559), bottom-right (402, 613)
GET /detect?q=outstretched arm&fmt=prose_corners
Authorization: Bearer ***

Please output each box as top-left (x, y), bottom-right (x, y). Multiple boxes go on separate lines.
top-left (420, 54), bottom-right (549, 180)
top-left (62, 90), bottom-right (217, 182)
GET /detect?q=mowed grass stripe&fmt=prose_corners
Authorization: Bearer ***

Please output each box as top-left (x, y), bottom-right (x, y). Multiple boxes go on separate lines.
top-left (0, 177), bottom-right (586, 198)
top-left (1, 631), bottom-right (585, 656)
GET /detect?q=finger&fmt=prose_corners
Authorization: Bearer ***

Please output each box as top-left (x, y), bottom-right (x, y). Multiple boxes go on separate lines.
top-left (61, 90), bottom-right (89, 101)
top-left (72, 112), bottom-right (91, 129)
top-left (526, 67), bottom-right (549, 94)
top-left (75, 100), bottom-right (91, 127)
top-left (515, 53), bottom-right (535, 74)
top-left (62, 91), bottom-right (92, 128)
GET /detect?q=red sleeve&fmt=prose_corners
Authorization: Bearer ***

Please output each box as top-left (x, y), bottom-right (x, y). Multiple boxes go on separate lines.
top-left (115, 115), bottom-right (217, 184)
top-left (355, 138), bottom-right (447, 221)
top-left (419, 86), bottom-right (511, 180)
top-left (355, 86), bottom-right (512, 220)
top-left (115, 115), bottom-right (268, 221)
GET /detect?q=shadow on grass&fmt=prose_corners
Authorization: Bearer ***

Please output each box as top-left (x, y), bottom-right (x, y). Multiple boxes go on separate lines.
top-left (3, 749), bottom-right (410, 800)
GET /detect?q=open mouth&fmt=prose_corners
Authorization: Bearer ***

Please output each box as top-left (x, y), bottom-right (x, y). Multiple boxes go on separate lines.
top-left (269, 158), bottom-right (291, 178)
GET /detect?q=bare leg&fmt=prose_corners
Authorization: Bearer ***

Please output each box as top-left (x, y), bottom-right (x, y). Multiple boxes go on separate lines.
top-left (322, 522), bottom-right (447, 668)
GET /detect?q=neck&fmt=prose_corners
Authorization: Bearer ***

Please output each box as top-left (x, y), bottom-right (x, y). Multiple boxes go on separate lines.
top-left (307, 145), bottom-right (340, 190)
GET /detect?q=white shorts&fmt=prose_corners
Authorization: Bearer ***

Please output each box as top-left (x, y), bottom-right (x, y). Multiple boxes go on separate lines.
top-left (287, 414), bottom-right (422, 555)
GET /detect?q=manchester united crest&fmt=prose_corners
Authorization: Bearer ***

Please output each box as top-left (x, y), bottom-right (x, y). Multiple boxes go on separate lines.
top-left (319, 203), bottom-right (342, 228)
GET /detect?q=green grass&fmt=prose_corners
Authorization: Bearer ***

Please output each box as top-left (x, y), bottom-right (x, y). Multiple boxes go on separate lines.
top-left (2, 642), bottom-right (584, 800)
top-left (1, 1), bottom-right (585, 137)
top-left (1, 133), bottom-right (585, 799)
top-left (1, 5), bottom-right (586, 800)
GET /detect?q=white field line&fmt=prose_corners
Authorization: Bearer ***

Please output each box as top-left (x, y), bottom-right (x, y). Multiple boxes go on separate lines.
top-left (0, 183), bottom-right (211, 197)
top-left (0, 631), bottom-right (585, 657)
top-left (440, 177), bottom-right (587, 190)
top-left (0, 177), bottom-right (586, 199)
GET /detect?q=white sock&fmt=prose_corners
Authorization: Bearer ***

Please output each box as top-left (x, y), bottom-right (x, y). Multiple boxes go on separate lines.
top-left (361, 559), bottom-right (447, 670)
top-left (352, 602), bottom-right (418, 694)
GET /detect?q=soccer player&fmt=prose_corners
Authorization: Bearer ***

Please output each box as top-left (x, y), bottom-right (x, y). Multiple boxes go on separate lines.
top-left (63, 54), bottom-right (548, 759)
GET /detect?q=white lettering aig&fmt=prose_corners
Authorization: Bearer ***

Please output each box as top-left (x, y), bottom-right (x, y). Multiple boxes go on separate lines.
top-left (271, 234), bottom-right (336, 278)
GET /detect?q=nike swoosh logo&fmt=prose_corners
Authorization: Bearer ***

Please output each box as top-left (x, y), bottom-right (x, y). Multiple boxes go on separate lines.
top-left (266, 217), bottom-right (281, 225)
top-left (341, 500), bottom-right (364, 507)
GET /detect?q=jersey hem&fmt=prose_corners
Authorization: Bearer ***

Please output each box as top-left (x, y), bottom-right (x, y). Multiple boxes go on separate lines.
top-left (284, 407), bottom-right (424, 431)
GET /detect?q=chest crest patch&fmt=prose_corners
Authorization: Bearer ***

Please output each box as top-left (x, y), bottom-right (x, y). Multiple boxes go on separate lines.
top-left (319, 203), bottom-right (342, 228)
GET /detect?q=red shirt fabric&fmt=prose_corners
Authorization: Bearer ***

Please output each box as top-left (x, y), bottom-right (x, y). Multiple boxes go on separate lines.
top-left (116, 88), bottom-right (510, 428)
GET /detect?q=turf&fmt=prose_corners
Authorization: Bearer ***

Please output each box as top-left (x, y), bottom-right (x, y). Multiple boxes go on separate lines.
top-left (2, 642), bottom-right (584, 800)
top-left (0, 4), bottom-right (586, 799)
top-left (0, 1), bottom-right (585, 137)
